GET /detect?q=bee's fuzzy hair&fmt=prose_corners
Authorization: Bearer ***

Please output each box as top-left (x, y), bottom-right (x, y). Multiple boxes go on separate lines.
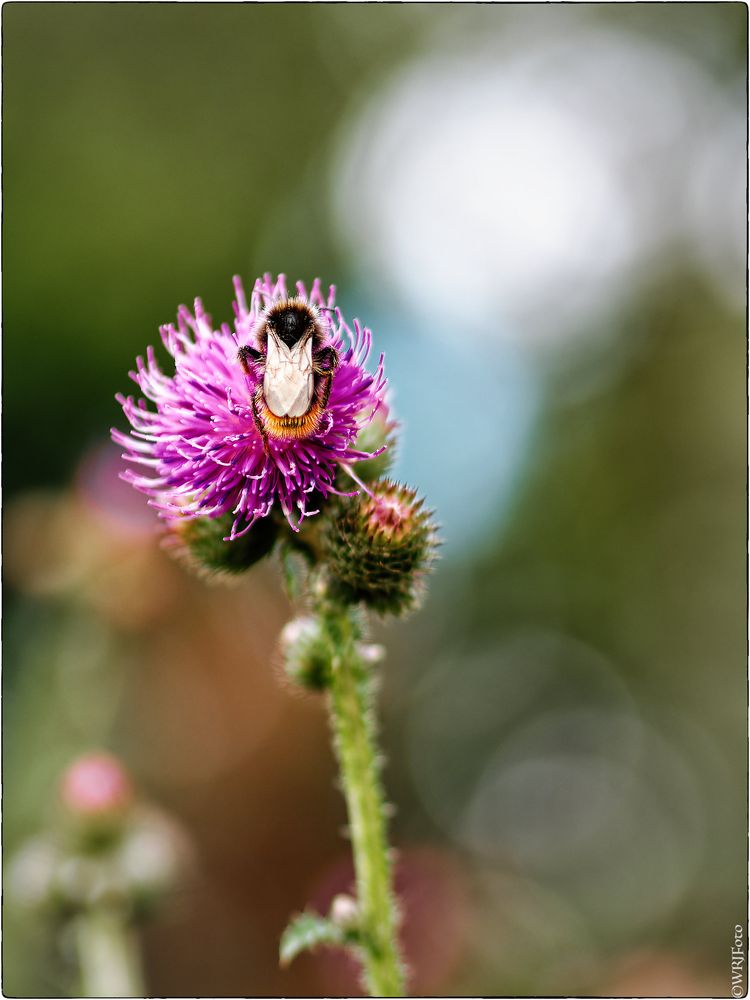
top-left (254, 296), bottom-right (327, 349)
top-left (255, 389), bottom-right (328, 440)
top-left (266, 295), bottom-right (320, 319)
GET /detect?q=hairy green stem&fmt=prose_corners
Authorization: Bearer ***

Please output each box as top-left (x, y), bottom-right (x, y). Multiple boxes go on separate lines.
top-left (322, 604), bottom-right (406, 997)
top-left (75, 907), bottom-right (145, 998)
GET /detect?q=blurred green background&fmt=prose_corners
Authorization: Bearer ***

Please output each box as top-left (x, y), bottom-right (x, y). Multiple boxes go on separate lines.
top-left (4, 3), bottom-right (746, 996)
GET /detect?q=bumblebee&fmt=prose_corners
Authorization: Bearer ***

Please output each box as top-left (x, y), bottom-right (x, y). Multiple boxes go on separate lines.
top-left (238, 298), bottom-right (339, 443)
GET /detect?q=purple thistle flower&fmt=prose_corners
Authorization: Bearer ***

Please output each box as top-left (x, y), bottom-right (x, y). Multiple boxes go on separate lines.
top-left (113, 274), bottom-right (387, 539)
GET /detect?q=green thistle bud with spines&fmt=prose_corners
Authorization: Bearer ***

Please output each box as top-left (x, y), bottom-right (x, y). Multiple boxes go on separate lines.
top-left (279, 615), bottom-right (332, 690)
top-left (163, 512), bottom-right (279, 580)
top-left (323, 480), bottom-right (438, 616)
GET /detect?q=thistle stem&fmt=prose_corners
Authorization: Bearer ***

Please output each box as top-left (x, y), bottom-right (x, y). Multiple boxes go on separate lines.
top-left (75, 907), bottom-right (145, 998)
top-left (321, 604), bottom-right (406, 997)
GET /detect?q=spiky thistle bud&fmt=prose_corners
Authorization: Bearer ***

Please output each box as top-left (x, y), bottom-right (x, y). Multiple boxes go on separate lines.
top-left (279, 615), bottom-right (331, 690)
top-left (324, 480), bottom-right (438, 616)
top-left (162, 511), bottom-right (279, 581)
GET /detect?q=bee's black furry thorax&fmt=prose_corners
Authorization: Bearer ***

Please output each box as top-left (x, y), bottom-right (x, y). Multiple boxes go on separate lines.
top-left (267, 301), bottom-right (315, 348)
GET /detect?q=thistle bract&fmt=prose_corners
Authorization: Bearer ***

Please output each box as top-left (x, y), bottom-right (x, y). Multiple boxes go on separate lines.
top-left (113, 274), bottom-right (387, 540)
top-left (324, 480), bottom-right (438, 615)
top-left (162, 510), bottom-right (279, 579)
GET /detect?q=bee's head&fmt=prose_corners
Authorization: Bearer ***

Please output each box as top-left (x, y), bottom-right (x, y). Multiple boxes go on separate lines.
top-left (266, 299), bottom-right (317, 348)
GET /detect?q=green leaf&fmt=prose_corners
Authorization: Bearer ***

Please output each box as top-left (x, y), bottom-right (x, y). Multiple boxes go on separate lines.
top-left (279, 911), bottom-right (344, 967)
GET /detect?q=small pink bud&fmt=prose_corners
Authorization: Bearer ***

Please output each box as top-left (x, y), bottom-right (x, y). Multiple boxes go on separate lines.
top-left (330, 893), bottom-right (359, 929)
top-left (324, 480), bottom-right (438, 616)
top-left (60, 753), bottom-right (134, 819)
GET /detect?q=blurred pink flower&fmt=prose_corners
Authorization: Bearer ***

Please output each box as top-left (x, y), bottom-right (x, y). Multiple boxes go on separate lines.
top-left (60, 753), bottom-right (134, 819)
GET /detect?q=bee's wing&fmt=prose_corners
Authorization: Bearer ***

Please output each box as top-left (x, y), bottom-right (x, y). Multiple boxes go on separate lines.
top-left (264, 331), bottom-right (315, 418)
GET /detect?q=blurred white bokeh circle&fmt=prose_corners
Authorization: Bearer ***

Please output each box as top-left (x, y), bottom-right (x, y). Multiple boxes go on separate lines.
top-left (333, 26), bottom-right (742, 351)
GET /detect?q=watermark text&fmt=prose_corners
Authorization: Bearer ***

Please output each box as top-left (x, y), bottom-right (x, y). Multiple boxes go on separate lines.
top-left (731, 924), bottom-right (745, 998)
